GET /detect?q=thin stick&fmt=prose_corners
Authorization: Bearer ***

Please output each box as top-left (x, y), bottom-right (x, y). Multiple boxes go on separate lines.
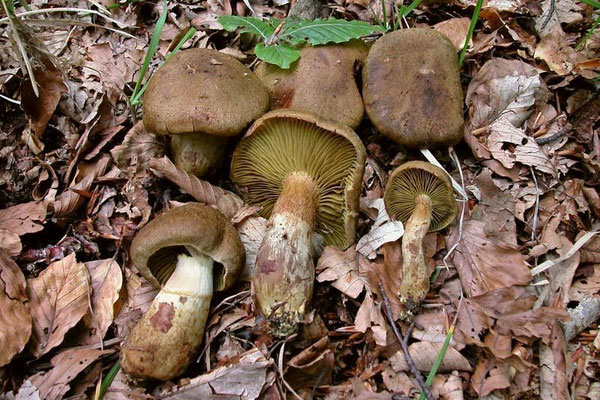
top-left (530, 166), bottom-right (540, 242)
top-left (0, 7), bottom-right (130, 28)
top-left (540, 0), bottom-right (555, 30)
top-left (277, 335), bottom-right (303, 400)
top-left (378, 280), bottom-right (434, 400)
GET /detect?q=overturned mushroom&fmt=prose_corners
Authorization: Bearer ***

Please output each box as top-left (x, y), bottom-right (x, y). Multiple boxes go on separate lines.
top-left (231, 109), bottom-right (365, 336)
top-left (120, 203), bottom-right (244, 380)
top-left (143, 48), bottom-right (269, 176)
top-left (384, 161), bottom-right (456, 315)
top-left (255, 41), bottom-right (368, 129)
top-left (363, 28), bottom-right (464, 148)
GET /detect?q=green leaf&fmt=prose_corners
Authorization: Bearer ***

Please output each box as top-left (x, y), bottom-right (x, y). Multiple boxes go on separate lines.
top-left (254, 43), bottom-right (300, 69)
top-left (281, 18), bottom-right (381, 46)
top-left (218, 15), bottom-right (276, 41)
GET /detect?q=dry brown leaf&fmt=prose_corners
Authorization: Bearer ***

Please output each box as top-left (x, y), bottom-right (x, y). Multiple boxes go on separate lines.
top-left (581, 234), bottom-right (600, 264)
top-left (149, 157), bottom-right (244, 220)
top-left (0, 250), bottom-right (32, 367)
top-left (356, 198), bottom-right (403, 260)
top-left (102, 370), bottom-right (150, 400)
top-left (52, 154), bottom-right (111, 218)
top-left (390, 342), bottom-right (472, 373)
top-left (471, 358), bottom-right (510, 396)
top-left (13, 380), bottom-right (40, 399)
top-left (0, 228), bottom-right (22, 256)
top-left (382, 366), bottom-right (413, 396)
top-left (534, 28), bottom-right (577, 75)
top-left (111, 121), bottom-right (166, 176)
top-left (285, 336), bottom-right (334, 390)
top-left (432, 373), bottom-right (464, 400)
top-left (27, 348), bottom-right (112, 400)
top-left (570, 264), bottom-right (600, 301)
top-left (544, 237), bottom-right (581, 306)
top-left (487, 117), bottom-right (556, 175)
top-left (539, 324), bottom-right (569, 400)
top-left (27, 253), bottom-right (91, 357)
top-left (447, 220), bottom-right (531, 297)
top-left (316, 245), bottom-right (368, 299)
top-left (157, 348), bottom-right (272, 399)
top-left (433, 18), bottom-right (471, 51)
top-left (355, 291), bottom-right (386, 335)
top-left (236, 215), bottom-right (267, 281)
top-left (0, 201), bottom-right (47, 236)
top-left (535, 0), bottom-right (582, 37)
top-left (113, 268), bottom-right (158, 339)
top-left (79, 259), bottom-right (123, 345)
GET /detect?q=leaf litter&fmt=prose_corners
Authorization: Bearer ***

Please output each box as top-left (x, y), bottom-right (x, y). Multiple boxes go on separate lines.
top-left (0, 0), bottom-right (599, 399)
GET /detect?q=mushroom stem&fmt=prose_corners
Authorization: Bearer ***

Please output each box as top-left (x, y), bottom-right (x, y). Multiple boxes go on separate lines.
top-left (399, 194), bottom-right (432, 314)
top-left (254, 172), bottom-right (319, 336)
top-left (121, 252), bottom-right (213, 381)
top-left (171, 133), bottom-right (227, 176)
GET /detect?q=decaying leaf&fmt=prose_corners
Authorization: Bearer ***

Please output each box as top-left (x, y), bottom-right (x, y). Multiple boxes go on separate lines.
top-left (285, 336), bottom-right (334, 390)
top-left (539, 324), bottom-right (569, 400)
top-left (157, 348), bottom-right (272, 399)
top-left (27, 253), bottom-right (91, 357)
top-left (390, 342), bottom-right (472, 373)
top-left (534, 28), bottom-right (577, 75)
top-left (27, 348), bottom-right (113, 400)
top-left (0, 250), bottom-right (32, 367)
top-left (0, 201), bottom-right (48, 236)
top-left (0, 229), bottom-right (22, 256)
top-left (236, 216), bottom-right (267, 280)
top-left (535, 0), bottom-right (582, 37)
top-left (433, 18), bottom-right (471, 51)
top-left (432, 373), bottom-right (464, 400)
top-left (316, 245), bottom-right (368, 299)
top-left (111, 121), bottom-right (166, 175)
top-left (113, 268), bottom-right (158, 339)
top-left (471, 358), bottom-right (510, 396)
top-left (79, 259), bottom-right (123, 345)
top-left (356, 198), bottom-right (403, 260)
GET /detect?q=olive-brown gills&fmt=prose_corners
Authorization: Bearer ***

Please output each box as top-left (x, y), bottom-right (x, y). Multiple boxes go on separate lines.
top-left (363, 28), bottom-right (464, 148)
top-left (231, 109), bottom-right (366, 335)
top-left (255, 41), bottom-right (368, 129)
top-left (384, 161), bottom-right (456, 316)
top-left (142, 48), bottom-right (269, 176)
top-left (120, 203), bottom-right (245, 381)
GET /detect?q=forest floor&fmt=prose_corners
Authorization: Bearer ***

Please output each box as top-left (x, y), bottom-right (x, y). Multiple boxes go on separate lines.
top-left (0, 0), bottom-right (599, 399)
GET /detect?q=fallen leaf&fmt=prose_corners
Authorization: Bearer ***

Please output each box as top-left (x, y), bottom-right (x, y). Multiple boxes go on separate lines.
top-left (382, 366), bottom-right (413, 396)
top-left (471, 358), bottom-right (510, 396)
top-left (27, 253), bottom-right (91, 357)
top-left (0, 201), bottom-right (48, 236)
top-left (535, 0), bottom-right (582, 37)
top-left (390, 342), bottom-right (472, 373)
top-left (433, 18), bottom-right (471, 51)
top-left (111, 121), bottom-right (166, 176)
top-left (102, 370), bottom-right (149, 400)
top-left (285, 336), bottom-right (334, 390)
top-left (0, 250), bottom-right (32, 367)
top-left (236, 216), bottom-right (267, 281)
top-left (113, 268), bottom-right (158, 339)
top-left (569, 265), bottom-right (600, 301)
top-left (316, 245), bottom-right (368, 299)
top-left (539, 324), bottom-right (569, 400)
top-left (0, 228), bottom-right (22, 256)
top-left (432, 373), bottom-right (464, 400)
top-left (14, 380), bottom-right (41, 400)
top-left (534, 28), bottom-right (577, 75)
top-left (28, 348), bottom-right (113, 400)
top-left (157, 348), bottom-right (272, 399)
top-left (355, 291), bottom-right (385, 335)
top-left (356, 198), bottom-right (403, 259)
top-left (447, 220), bottom-right (531, 297)
top-left (79, 259), bottom-right (123, 345)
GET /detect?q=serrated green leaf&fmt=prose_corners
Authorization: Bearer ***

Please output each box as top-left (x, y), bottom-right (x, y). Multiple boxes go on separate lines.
top-left (217, 15), bottom-right (275, 41)
top-left (254, 43), bottom-right (300, 69)
top-left (281, 18), bottom-right (381, 46)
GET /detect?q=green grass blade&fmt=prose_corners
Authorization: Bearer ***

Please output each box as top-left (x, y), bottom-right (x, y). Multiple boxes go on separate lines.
top-left (576, 13), bottom-right (600, 50)
top-left (417, 325), bottom-right (455, 400)
top-left (106, 0), bottom-right (143, 10)
top-left (458, 0), bottom-right (483, 67)
top-left (130, 0), bottom-right (168, 108)
top-left (580, 0), bottom-right (600, 9)
top-left (96, 361), bottom-right (120, 400)
top-left (381, 0), bottom-right (388, 31)
top-left (399, 0), bottom-right (424, 18)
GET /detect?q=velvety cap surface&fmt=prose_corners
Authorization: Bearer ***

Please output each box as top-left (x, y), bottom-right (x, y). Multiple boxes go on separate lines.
top-left (130, 203), bottom-right (245, 291)
top-left (231, 109), bottom-right (366, 248)
top-left (384, 161), bottom-right (457, 232)
top-left (363, 28), bottom-right (464, 148)
top-left (143, 48), bottom-right (269, 136)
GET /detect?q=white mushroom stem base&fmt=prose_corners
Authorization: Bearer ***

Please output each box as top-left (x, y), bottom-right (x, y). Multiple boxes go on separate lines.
top-left (121, 253), bottom-right (213, 381)
top-left (171, 133), bottom-right (227, 177)
top-left (254, 172), bottom-right (318, 337)
top-left (399, 194), bottom-right (432, 314)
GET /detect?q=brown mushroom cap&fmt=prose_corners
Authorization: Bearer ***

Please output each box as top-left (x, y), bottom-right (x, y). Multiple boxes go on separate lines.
top-left (384, 161), bottom-right (457, 232)
top-left (130, 203), bottom-right (245, 291)
top-left (362, 28), bottom-right (464, 148)
top-left (254, 41), bottom-right (368, 129)
top-left (143, 48), bottom-right (269, 137)
top-left (231, 109), bottom-right (366, 248)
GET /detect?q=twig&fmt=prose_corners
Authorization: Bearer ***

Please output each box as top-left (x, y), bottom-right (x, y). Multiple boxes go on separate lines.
top-left (277, 334), bottom-right (303, 400)
top-left (540, 0), bottom-right (555, 31)
top-left (530, 166), bottom-right (540, 242)
top-left (378, 280), bottom-right (434, 400)
top-left (534, 129), bottom-right (567, 145)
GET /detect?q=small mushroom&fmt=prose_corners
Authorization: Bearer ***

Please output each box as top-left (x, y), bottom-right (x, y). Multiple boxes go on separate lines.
top-left (383, 161), bottom-right (456, 315)
top-left (362, 28), bottom-right (464, 148)
top-left (143, 48), bottom-right (269, 176)
top-left (231, 109), bottom-right (366, 335)
top-left (120, 204), bottom-right (244, 381)
top-left (254, 41), bottom-right (368, 129)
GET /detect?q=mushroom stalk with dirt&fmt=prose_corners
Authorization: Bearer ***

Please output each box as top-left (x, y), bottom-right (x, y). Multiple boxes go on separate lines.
top-left (231, 110), bottom-right (365, 336)
top-left (384, 161), bottom-right (457, 316)
top-left (120, 204), bottom-right (245, 381)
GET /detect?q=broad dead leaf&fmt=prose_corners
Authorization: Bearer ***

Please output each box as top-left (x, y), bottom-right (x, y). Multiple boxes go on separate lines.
top-left (236, 216), bottom-right (267, 281)
top-left (356, 198), bottom-right (403, 259)
top-left (433, 18), bottom-right (471, 51)
top-left (447, 220), bottom-right (531, 297)
top-left (471, 358), bottom-right (510, 396)
top-left (535, 0), bottom-right (582, 37)
top-left (285, 336), bottom-right (334, 390)
top-left (432, 373), bottom-right (464, 400)
top-left (534, 28), bottom-right (577, 75)
top-left (316, 245), bottom-right (368, 299)
top-left (157, 348), bottom-right (272, 399)
top-left (111, 121), bottom-right (166, 176)
top-left (0, 229), bottom-right (22, 256)
top-left (79, 259), bottom-right (123, 345)
top-left (390, 342), bottom-right (472, 373)
top-left (0, 201), bottom-right (47, 236)
top-left (27, 348), bottom-right (112, 400)
top-left (27, 253), bottom-right (91, 357)
top-left (113, 268), bottom-right (158, 339)
top-left (0, 250), bottom-right (32, 367)
top-left (539, 324), bottom-right (569, 400)
top-left (149, 157), bottom-right (245, 220)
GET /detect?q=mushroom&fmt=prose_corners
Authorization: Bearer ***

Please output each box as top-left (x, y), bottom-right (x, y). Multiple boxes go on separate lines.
top-left (120, 203), bottom-right (245, 381)
top-left (384, 161), bottom-right (456, 315)
top-left (254, 41), bottom-right (368, 129)
top-left (143, 48), bottom-right (269, 176)
top-left (362, 28), bottom-right (464, 148)
top-left (231, 109), bottom-right (366, 335)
